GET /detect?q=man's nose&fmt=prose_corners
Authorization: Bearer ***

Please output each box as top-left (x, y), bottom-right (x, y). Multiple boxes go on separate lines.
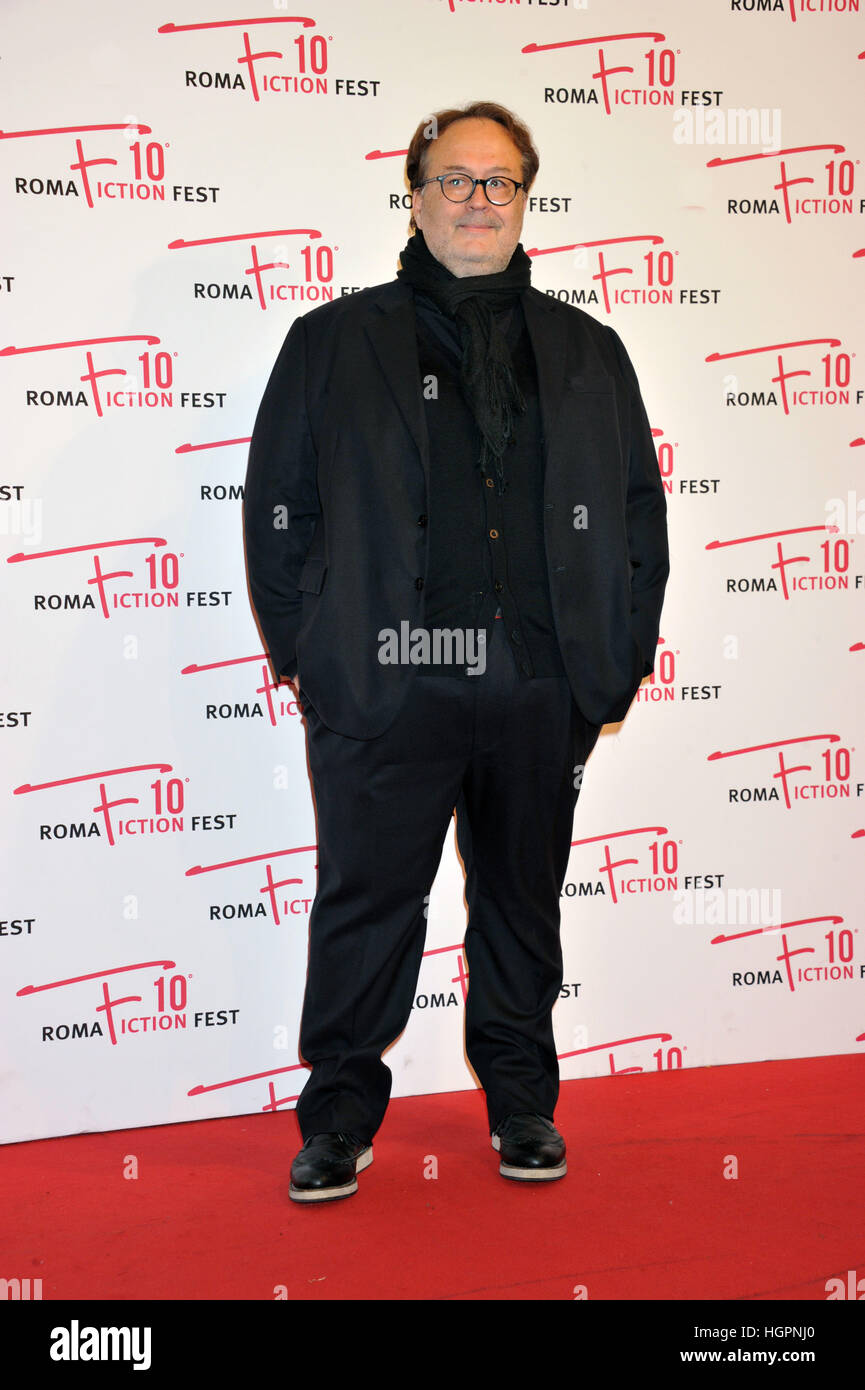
top-left (467, 179), bottom-right (494, 208)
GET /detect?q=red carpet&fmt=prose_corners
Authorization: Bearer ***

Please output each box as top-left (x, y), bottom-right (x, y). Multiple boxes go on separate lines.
top-left (3, 1053), bottom-right (863, 1301)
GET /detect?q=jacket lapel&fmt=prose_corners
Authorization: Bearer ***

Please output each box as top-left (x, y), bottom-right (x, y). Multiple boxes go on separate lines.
top-left (522, 288), bottom-right (569, 472)
top-left (363, 283), bottom-right (430, 487)
top-left (362, 281), bottom-right (570, 490)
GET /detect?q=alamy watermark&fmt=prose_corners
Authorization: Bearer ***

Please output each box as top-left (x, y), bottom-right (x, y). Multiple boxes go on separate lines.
top-left (673, 107), bottom-right (782, 151)
top-left (673, 886), bottom-right (782, 926)
top-left (825, 491), bottom-right (865, 534)
top-left (378, 622), bottom-right (486, 675)
top-left (0, 497), bottom-right (43, 542)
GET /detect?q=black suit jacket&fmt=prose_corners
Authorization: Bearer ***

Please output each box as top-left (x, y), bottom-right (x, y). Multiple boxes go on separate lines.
top-left (243, 278), bottom-right (669, 738)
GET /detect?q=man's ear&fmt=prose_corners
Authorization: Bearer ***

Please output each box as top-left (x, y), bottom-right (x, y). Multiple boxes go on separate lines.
top-left (411, 188), bottom-right (423, 229)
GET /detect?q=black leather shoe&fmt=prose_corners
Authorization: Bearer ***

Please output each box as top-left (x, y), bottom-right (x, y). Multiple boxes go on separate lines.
top-left (289, 1132), bottom-right (373, 1203)
top-left (491, 1113), bottom-right (566, 1181)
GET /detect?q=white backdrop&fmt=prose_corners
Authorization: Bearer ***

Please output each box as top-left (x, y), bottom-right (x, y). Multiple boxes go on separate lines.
top-left (2, 0), bottom-right (863, 1145)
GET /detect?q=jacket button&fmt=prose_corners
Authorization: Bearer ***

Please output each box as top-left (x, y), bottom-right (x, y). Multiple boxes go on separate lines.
top-left (417, 514), bottom-right (427, 526)
top-left (485, 478), bottom-right (494, 489)
top-left (415, 577), bottom-right (424, 590)
top-left (489, 528), bottom-right (499, 539)
top-left (494, 581), bottom-right (503, 593)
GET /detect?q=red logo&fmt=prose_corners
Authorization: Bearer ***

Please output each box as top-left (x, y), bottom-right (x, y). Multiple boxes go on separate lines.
top-left (168, 227), bottom-right (335, 308)
top-left (708, 143), bottom-right (858, 222)
top-left (1, 335), bottom-right (178, 415)
top-left (529, 234), bottom-right (683, 312)
top-left (708, 733), bottom-right (859, 808)
top-left (707, 522), bottom-right (857, 598)
top-left (157, 15), bottom-right (334, 101)
top-left (707, 336), bottom-right (855, 413)
top-left (523, 31), bottom-right (679, 116)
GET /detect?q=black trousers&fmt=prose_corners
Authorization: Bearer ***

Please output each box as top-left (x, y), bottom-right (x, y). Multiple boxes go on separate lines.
top-left (294, 616), bottom-right (600, 1143)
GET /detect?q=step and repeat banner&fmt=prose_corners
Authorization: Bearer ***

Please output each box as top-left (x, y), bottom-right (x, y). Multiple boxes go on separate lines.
top-left (2, 0), bottom-right (863, 1145)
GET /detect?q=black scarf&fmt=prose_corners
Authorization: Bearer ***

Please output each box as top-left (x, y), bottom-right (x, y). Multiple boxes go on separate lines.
top-left (397, 229), bottom-right (532, 493)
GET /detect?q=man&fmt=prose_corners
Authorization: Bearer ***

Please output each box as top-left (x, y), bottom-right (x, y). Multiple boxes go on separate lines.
top-left (243, 101), bottom-right (669, 1203)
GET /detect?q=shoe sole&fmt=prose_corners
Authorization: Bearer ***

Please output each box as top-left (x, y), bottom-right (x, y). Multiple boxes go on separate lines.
top-left (491, 1134), bottom-right (566, 1181)
top-left (289, 1145), bottom-right (373, 1203)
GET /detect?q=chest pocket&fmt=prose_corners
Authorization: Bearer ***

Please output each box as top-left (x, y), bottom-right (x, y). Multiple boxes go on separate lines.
top-left (564, 372), bottom-right (615, 395)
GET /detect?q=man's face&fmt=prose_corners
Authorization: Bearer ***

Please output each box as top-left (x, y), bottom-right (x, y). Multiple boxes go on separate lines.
top-left (411, 117), bottom-right (527, 278)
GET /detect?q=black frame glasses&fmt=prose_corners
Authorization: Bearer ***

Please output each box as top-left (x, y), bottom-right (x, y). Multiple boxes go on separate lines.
top-left (415, 174), bottom-right (526, 206)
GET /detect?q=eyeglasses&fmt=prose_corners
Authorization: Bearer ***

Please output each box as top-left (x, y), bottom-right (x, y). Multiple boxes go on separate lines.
top-left (415, 174), bottom-right (526, 206)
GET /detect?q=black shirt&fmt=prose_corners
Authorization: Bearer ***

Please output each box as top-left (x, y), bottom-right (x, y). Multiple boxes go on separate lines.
top-left (414, 291), bottom-right (566, 679)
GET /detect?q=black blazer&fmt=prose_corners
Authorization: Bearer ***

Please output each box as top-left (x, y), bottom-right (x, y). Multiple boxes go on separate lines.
top-left (243, 278), bottom-right (669, 738)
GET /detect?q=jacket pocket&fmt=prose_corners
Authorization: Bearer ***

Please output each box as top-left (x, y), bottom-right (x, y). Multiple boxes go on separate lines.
top-left (297, 555), bottom-right (327, 595)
